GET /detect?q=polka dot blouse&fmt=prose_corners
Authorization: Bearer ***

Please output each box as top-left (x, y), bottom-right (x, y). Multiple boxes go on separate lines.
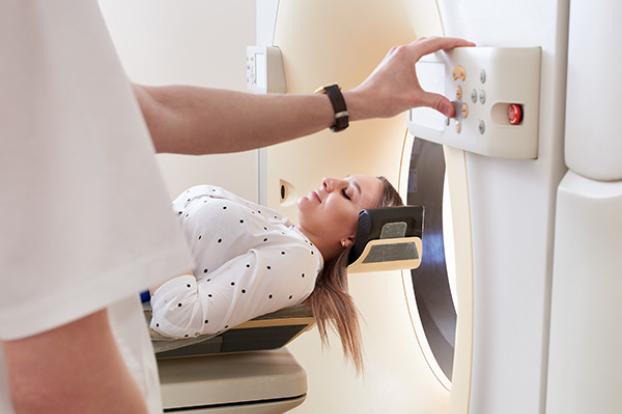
top-left (150, 185), bottom-right (323, 339)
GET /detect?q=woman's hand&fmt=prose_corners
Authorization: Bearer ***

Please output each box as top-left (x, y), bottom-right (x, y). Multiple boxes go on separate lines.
top-left (345, 37), bottom-right (476, 120)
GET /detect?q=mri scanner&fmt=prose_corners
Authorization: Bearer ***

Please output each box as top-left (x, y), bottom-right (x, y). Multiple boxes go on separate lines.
top-left (156, 0), bottom-right (622, 413)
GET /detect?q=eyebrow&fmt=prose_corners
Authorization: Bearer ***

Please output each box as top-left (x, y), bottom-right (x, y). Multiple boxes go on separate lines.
top-left (345, 174), bottom-right (362, 197)
top-left (351, 178), bottom-right (362, 196)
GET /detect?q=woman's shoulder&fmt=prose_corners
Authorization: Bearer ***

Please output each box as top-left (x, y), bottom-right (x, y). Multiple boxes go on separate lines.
top-left (174, 185), bottom-right (292, 221)
top-left (174, 184), bottom-right (237, 201)
top-left (268, 228), bottom-right (324, 273)
top-left (172, 185), bottom-right (256, 210)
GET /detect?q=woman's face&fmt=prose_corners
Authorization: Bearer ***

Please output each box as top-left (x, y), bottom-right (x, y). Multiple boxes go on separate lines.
top-left (297, 175), bottom-right (384, 248)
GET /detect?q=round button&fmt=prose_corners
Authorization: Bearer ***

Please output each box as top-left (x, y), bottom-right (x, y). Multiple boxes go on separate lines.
top-left (507, 104), bottom-right (523, 125)
top-left (461, 103), bottom-right (469, 118)
top-left (452, 66), bottom-right (466, 81)
top-left (480, 69), bottom-right (486, 84)
top-left (478, 120), bottom-right (486, 134)
top-left (456, 85), bottom-right (463, 100)
top-left (471, 89), bottom-right (478, 103)
top-left (479, 89), bottom-right (486, 105)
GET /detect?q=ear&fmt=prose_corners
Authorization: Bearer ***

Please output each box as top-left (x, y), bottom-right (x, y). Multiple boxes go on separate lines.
top-left (340, 235), bottom-right (355, 249)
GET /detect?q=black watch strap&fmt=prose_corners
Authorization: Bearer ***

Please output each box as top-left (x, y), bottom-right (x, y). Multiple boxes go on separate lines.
top-left (316, 84), bottom-right (349, 132)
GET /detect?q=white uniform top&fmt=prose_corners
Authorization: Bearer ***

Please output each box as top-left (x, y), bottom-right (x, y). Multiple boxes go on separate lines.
top-left (150, 185), bottom-right (323, 339)
top-left (0, 2), bottom-right (193, 413)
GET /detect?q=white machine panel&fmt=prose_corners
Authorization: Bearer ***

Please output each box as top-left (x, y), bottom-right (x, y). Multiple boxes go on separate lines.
top-left (546, 171), bottom-right (622, 414)
top-left (246, 45), bottom-right (287, 94)
top-left (409, 47), bottom-right (541, 159)
top-left (565, 1), bottom-right (622, 181)
top-left (436, 2), bottom-right (569, 414)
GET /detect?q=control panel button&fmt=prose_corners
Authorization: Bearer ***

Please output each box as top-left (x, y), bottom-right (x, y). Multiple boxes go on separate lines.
top-left (452, 66), bottom-right (466, 81)
top-left (461, 103), bottom-right (469, 118)
top-left (471, 89), bottom-right (478, 103)
top-left (479, 89), bottom-right (486, 104)
top-left (456, 85), bottom-right (463, 100)
top-left (479, 120), bottom-right (486, 134)
top-left (480, 69), bottom-right (487, 84)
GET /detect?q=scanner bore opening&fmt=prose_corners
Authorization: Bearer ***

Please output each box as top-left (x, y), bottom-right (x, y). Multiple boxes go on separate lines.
top-left (407, 138), bottom-right (457, 382)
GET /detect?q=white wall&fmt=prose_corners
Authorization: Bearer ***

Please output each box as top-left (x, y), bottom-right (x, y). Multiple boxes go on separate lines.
top-left (98, 0), bottom-right (258, 201)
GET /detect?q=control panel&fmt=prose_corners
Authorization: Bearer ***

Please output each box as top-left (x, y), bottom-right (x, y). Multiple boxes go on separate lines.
top-left (246, 46), bottom-right (287, 94)
top-left (408, 47), bottom-right (541, 159)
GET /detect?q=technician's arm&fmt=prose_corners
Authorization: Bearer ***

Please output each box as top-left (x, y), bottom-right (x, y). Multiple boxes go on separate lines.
top-left (135, 86), bottom-right (337, 154)
top-left (4, 310), bottom-right (148, 414)
top-left (135, 37), bottom-right (474, 154)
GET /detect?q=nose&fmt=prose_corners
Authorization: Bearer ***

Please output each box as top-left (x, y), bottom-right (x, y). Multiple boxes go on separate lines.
top-left (321, 177), bottom-right (332, 192)
top-left (321, 177), bottom-right (346, 193)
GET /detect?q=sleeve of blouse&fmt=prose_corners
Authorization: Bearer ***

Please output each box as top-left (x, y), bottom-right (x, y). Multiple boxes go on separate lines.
top-left (171, 185), bottom-right (213, 213)
top-left (150, 243), bottom-right (316, 339)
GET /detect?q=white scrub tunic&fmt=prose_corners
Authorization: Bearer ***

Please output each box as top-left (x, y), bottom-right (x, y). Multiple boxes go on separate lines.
top-left (0, 1), bottom-right (193, 413)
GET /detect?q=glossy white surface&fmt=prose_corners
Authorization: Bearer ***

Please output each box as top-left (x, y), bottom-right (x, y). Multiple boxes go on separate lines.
top-left (547, 172), bottom-right (622, 414)
top-left (564, 2), bottom-right (622, 181)
top-left (439, 0), bottom-right (569, 413)
top-left (246, 46), bottom-right (287, 94)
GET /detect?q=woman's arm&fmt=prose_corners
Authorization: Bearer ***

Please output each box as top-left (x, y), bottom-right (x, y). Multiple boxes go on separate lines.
top-left (134, 37), bottom-right (473, 155)
top-left (150, 245), bottom-right (316, 339)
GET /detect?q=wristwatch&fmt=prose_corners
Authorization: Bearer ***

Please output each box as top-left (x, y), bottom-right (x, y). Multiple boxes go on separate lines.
top-left (314, 84), bottom-right (349, 132)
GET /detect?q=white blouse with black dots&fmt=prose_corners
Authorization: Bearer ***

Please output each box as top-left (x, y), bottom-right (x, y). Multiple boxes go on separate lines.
top-left (150, 185), bottom-right (323, 339)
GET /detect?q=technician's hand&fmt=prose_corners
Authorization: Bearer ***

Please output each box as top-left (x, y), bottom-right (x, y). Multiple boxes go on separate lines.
top-left (345, 36), bottom-right (476, 120)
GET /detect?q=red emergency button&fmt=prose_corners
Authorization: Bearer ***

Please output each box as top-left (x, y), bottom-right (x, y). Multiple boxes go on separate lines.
top-left (507, 104), bottom-right (523, 125)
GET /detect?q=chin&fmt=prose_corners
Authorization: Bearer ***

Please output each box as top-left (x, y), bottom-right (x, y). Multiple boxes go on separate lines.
top-left (295, 197), bottom-right (313, 224)
top-left (295, 196), bottom-right (305, 210)
top-left (295, 197), bottom-right (307, 216)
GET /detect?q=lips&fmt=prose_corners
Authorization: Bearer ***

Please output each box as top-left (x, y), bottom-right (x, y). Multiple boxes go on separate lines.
top-left (312, 191), bottom-right (321, 203)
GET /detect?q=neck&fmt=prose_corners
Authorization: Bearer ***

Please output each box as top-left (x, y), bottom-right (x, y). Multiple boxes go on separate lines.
top-left (295, 225), bottom-right (341, 262)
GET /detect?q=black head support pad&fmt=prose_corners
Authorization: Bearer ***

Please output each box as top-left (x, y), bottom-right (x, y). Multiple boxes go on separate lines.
top-left (347, 206), bottom-right (424, 265)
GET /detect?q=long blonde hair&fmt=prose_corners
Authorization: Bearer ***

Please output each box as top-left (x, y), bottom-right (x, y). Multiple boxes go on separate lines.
top-left (304, 176), bottom-right (404, 373)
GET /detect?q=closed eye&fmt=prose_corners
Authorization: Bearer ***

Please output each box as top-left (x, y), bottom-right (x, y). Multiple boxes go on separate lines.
top-left (341, 188), bottom-right (351, 200)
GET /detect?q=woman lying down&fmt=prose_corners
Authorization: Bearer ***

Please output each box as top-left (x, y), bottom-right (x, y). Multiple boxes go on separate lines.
top-left (150, 175), bottom-right (403, 371)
